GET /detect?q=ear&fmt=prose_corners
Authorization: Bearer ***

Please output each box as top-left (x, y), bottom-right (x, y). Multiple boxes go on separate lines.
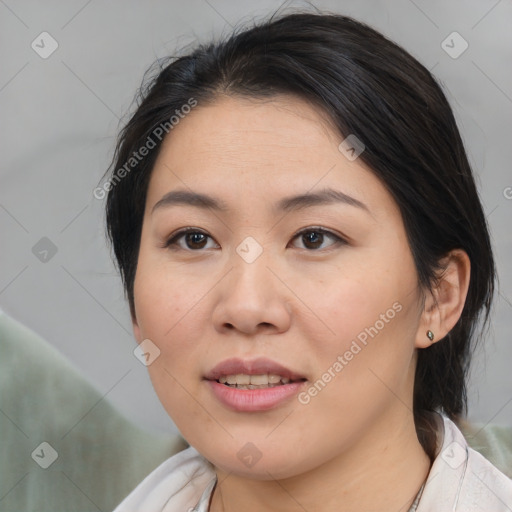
top-left (415, 249), bottom-right (471, 348)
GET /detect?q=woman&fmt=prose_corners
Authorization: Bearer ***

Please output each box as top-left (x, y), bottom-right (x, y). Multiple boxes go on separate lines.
top-left (105, 12), bottom-right (512, 511)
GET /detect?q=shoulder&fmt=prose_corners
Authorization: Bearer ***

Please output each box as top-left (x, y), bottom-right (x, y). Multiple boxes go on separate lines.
top-left (113, 446), bottom-right (216, 511)
top-left (418, 415), bottom-right (512, 511)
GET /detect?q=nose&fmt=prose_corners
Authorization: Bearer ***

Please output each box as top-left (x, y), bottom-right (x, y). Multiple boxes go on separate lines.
top-left (212, 251), bottom-right (292, 336)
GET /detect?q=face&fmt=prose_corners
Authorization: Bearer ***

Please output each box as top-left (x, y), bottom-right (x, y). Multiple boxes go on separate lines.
top-left (132, 94), bottom-right (426, 479)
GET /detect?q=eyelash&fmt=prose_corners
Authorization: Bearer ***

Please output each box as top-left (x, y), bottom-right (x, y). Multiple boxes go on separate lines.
top-left (164, 226), bottom-right (347, 252)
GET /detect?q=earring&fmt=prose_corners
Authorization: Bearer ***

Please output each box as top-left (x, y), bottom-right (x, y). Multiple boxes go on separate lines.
top-left (426, 330), bottom-right (434, 341)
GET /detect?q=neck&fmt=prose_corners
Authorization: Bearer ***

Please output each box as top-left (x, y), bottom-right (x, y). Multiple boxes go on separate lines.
top-left (209, 408), bottom-right (432, 512)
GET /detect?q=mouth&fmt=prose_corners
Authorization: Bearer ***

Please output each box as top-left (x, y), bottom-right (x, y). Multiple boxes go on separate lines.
top-left (204, 357), bottom-right (307, 386)
top-left (217, 373), bottom-right (304, 389)
top-left (204, 357), bottom-right (307, 411)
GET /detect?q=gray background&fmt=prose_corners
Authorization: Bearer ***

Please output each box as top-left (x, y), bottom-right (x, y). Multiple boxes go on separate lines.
top-left (1, 0), bottom-right (511, 436)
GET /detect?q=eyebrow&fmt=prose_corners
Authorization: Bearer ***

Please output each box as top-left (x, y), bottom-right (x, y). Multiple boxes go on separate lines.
top-left (276, 188), bottom-right (370, 214)
top-left (151, 187), bottom-right (370, 215)
top-left (152, 190), bottom-right (229, 214)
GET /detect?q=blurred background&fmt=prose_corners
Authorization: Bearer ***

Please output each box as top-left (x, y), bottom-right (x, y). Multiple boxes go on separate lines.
top-left (1, 0), bottom-right (511, 436)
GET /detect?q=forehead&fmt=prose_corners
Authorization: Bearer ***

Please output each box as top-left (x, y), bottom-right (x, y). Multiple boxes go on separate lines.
top-left (145, 94), bottom-right (394, 218)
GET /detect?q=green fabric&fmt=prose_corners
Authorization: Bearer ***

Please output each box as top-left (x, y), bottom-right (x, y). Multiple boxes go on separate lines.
top-left (0, 312), bottom-right (187, 512)
top-left (460, 419), bottom-right (512, 478)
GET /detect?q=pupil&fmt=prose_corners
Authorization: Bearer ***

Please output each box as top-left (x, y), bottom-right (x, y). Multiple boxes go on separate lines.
top-left (304, 231), bottom-right (323, 248)
top-left (187, 233), bottom-right (206, 249)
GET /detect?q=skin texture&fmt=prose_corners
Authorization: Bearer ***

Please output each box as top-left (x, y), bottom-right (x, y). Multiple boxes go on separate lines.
top-left (132, 94), bottom-right (471, 512)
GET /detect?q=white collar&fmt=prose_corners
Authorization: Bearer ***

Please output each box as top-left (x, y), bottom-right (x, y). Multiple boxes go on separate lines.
top-left (417, 415), bottom-right (512, 511)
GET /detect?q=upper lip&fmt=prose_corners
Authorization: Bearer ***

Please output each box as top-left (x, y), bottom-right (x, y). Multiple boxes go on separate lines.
top-left (204, 357), bottom-right (306, 382)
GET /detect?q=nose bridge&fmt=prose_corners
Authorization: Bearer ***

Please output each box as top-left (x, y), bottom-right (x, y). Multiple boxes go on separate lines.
top-left (212, 237), bottom-right (291, 334)
top-left (229, 236), bottom-right (274, 301)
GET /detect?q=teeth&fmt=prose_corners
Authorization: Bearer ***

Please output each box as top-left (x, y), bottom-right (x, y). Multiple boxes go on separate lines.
top-left (250, 374), bottom-right (268, 385)
top-left (268, 374), bottom-right (281, 384)
top-left (236, 374), bottom-right (250, 385)
top-left (218, 373), bottom-right (293, 388)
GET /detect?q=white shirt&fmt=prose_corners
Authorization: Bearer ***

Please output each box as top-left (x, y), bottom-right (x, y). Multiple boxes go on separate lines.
top-left (113, 416), bottom-right (512, 511)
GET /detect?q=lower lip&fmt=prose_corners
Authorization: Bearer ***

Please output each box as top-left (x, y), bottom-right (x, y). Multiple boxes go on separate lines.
top-left (207, 380), bottom-right (305, 412)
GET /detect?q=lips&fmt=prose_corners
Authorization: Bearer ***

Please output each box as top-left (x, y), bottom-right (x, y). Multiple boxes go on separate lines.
top-left (204, 357), bottom-right (306, 383)
top-left (204, 357), bottom-right (307, 412)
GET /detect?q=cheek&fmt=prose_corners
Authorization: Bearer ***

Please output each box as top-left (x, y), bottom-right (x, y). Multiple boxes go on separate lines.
top-left (302, 254), bottom-right (419, 388)
top-left (134, 254), bottom-right (204, 338)
top-left (303, 263), bottom-right (400, 341)
top-left (133, 259), bottom-right (208, 394)
top-left (135, 279), bottom-right (210, 435)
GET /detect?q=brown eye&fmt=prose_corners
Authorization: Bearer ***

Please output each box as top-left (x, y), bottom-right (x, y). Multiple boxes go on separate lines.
top-left (165, 229), bottom-right (218, 251)
top-left (184, 232), bottom-right (208, 249)
top-left (302, 231), bottom-right (324, 249)
top-left (290, 228), bottom-right (346, 250)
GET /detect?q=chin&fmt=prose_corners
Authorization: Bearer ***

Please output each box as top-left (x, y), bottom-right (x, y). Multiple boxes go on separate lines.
top-left (189, 436), bottom-right (317, 481)
top-left (214, 453), bottom-right (305, 480)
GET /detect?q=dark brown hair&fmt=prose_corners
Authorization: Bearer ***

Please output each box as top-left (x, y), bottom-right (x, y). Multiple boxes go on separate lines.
top-left (103, 12), bottom-right (495, 459)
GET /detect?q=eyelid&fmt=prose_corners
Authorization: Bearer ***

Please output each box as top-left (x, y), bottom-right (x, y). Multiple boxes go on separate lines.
top-left (163, 227), bottom-right (219, 249)
top-left (289, 226), bottom-right (348, 248)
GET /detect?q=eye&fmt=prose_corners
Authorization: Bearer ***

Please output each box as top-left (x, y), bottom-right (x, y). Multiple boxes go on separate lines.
top-left (164, 228), bottom-right (218, 251)
top-left (289, 227), bottom-right (346, 250)
top-left (164, 227), bottom-right (346, 252)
